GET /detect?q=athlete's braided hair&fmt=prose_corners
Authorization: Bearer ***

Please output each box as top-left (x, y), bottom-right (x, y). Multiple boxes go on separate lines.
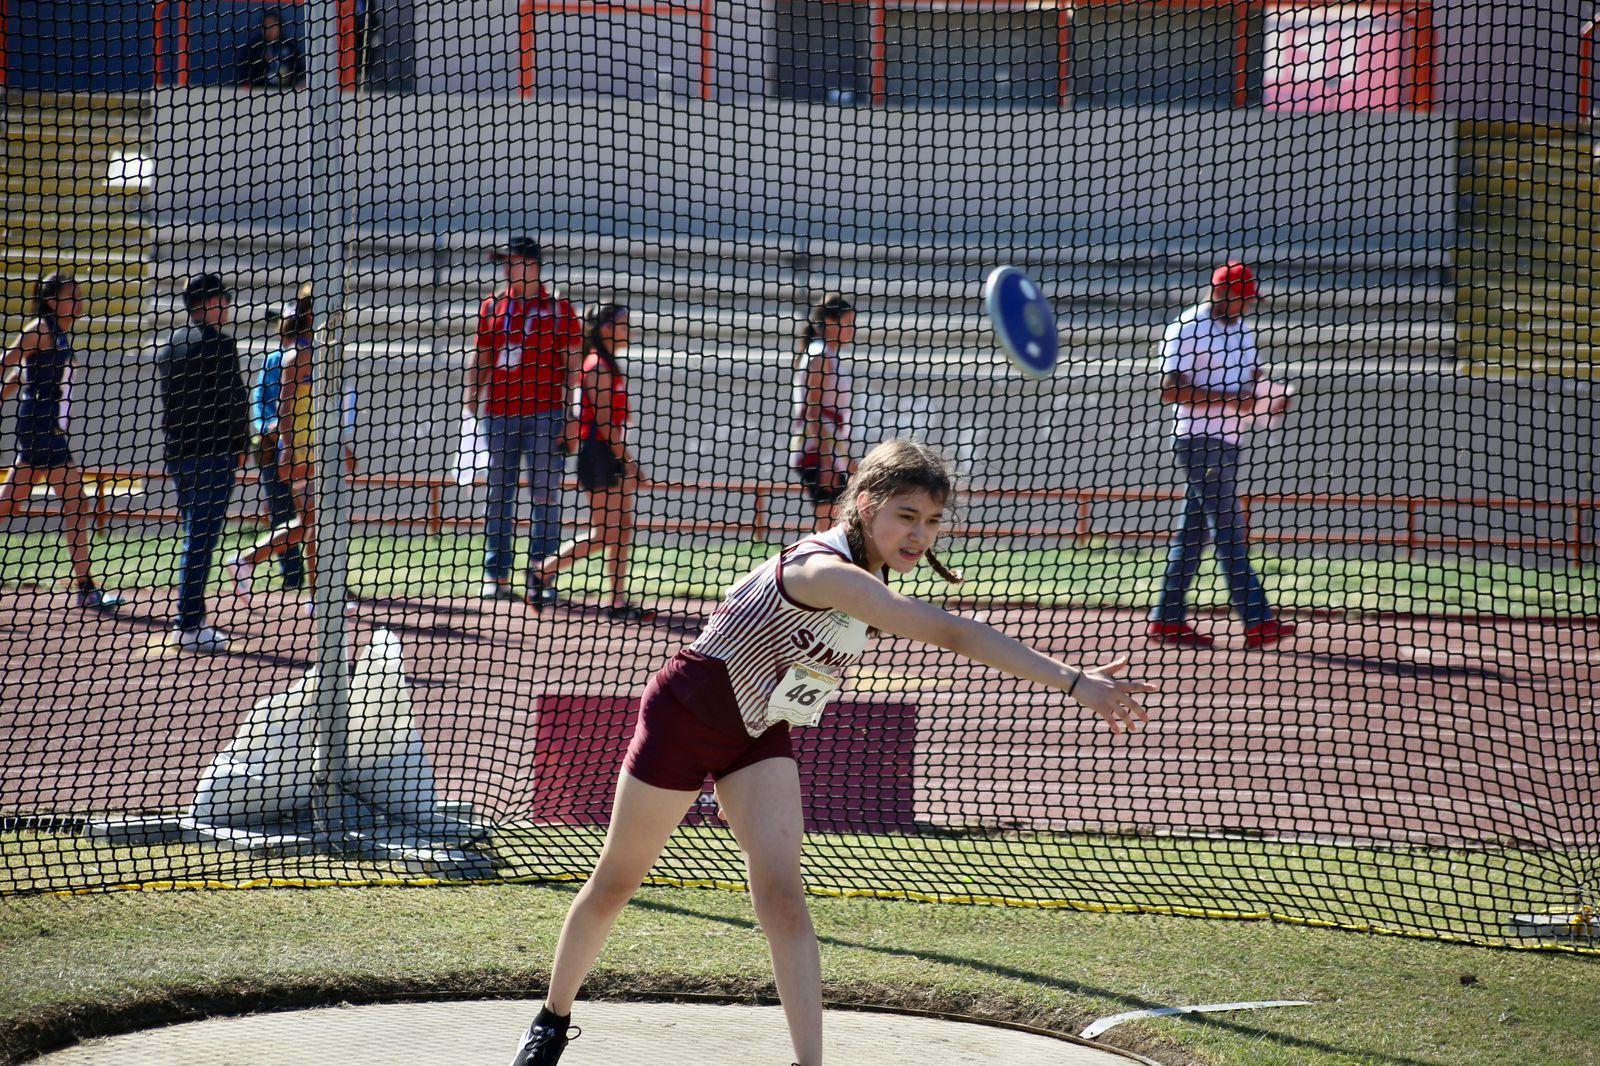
top-left (839, 438), bottom-right (963, 585)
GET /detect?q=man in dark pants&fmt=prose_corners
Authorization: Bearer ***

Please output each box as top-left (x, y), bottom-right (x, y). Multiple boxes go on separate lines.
top-left (466, 237), bottom-right (583, 608)
top-left (156, 274), bottom-right (250, 654)
top-left (1147, 261), bottom-right (1296, 650)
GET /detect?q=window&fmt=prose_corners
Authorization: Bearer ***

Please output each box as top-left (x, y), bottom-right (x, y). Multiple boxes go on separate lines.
top-left (1070, 6), bottom-right (1242, 107)
top-left (885, 11), bottom-right (1058, 107)
top-left (531, 9), bottom-right (699, 98)
top-left (771, 0), bottom-right (869, 103)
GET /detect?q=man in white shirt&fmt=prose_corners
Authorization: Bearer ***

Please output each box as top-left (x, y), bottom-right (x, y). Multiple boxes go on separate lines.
top-left (1147, 261), bottom-right (1296, 649)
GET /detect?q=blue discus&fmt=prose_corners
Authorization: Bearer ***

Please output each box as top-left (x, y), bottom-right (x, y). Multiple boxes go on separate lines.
top-left (983, 265), bottom-right (1059, 379)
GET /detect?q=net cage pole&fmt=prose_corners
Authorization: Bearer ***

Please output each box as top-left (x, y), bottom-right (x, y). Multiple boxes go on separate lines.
top-left (305, 0), bottom-right (355, 835)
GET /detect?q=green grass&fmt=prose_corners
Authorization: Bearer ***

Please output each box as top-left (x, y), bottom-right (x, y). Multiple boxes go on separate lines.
top-left (3, 528), bottom-right (1595, 616)
top-left (2, 879), bottom-right (1597, 1065)
top-left (5, 826), bottom-right (1592, 954)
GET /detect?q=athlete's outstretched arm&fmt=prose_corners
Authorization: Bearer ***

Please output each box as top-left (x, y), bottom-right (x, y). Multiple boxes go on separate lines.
top-left (784, 555), bottom-right (1152, 733)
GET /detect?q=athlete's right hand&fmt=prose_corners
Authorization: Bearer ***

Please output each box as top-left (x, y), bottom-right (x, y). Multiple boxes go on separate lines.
top-left (1070, 658), bottom-right (1154, 735)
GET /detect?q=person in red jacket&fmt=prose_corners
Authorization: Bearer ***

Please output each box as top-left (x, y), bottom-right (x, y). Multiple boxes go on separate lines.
top-left (464, 237), bottom-right (583, 607)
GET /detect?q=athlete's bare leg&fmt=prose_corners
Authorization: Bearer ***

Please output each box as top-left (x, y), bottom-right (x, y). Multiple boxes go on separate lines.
top-left (715, 756), bottom-right (822, 1065)
top-left (543, 772), bottom-right (699, 1014)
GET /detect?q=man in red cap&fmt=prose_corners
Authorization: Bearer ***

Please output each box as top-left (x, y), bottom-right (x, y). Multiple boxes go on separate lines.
top-left (1147, 260), bottom-right (1296, 649)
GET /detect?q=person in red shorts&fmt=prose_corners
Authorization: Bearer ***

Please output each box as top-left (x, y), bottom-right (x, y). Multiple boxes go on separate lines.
top-left (507, 438), bottom-right (1155, 1066)
top-left (464, 237), bottom-right (584, 607)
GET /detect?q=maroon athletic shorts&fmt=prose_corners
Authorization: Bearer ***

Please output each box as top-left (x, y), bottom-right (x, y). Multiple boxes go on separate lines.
top-left (623, 648), bottom-right (794, 792)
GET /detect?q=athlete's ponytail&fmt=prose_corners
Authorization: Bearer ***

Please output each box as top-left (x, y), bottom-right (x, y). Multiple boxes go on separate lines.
top-left (277, 282), bottom-right (314, 347)
top-left (795, 293), bottom-right (854, 365)
top-left (839, 438), bottom-right (964, 586)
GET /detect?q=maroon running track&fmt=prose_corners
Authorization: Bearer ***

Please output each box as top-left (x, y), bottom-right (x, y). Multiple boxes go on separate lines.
top-left (1, 584), bottom-right (1596, 848)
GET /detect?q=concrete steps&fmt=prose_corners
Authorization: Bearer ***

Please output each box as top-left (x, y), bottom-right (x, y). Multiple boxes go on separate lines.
top-left (4, 156), bottom-right (120, 181)
top-left (146, 257), bottom-right (1451, 335)
top-left (4, 89), bottom-right (153, 110)
top-left (1, 174), bottom-right (150, 200)
top-left (107, 295), bottom-right (1450, 360)
top-left (2, 213), bottom-right (150, 249)
top-left (0, 245), bottom-right (150, 275)
top-left (1456, 122), bottom-right (1599, 378)
top-left (4, 137), bottom-right (124, 164)
top-left (5, 123), bottom-right (147, 148)
top-left (2, 92), bottom-right (153, 343)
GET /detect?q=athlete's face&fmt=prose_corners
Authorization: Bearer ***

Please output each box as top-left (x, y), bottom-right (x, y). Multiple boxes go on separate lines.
top-left (1211, 284), bottom-right (1255, 322)
top-left (191, 294), bottom-right (230, 327)
top-left (824, 311), bottom-right (857, 348)
top-left (601, 312), bottom-right (630, 349)
top-left (50, 283), bottom-right (86, 325)
top-left (504, 255), bottom-right (541, 294)
top-left (864, 489), bottom-right (945, 574)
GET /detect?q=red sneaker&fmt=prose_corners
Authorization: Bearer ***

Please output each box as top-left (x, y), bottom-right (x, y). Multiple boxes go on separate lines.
top-left (1146, 621), bottom-right (1215, 647)
top-left (1243, 618), bottom-right (1299, 648)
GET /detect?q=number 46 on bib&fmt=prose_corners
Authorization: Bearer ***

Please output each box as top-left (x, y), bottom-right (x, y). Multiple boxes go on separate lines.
top-left (766, 662), bottom-right (841, 728)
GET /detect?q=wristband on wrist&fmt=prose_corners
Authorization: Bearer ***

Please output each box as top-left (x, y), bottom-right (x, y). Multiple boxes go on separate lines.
top-left (1067, 669), bottom-right (1081, 698)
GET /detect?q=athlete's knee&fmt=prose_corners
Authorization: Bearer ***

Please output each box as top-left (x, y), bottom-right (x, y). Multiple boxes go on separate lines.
top-left (581, 869), bottom-right (645, 912)
top-left (750, 875), bottom-right (811, 935)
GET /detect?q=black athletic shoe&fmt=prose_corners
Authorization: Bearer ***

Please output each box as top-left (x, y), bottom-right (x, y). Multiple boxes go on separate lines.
top-left (604, 603), bottom-right (657, 624)
top-left (524, 577), bottom-right (559, 610)
top-left (508, 1014), bottom-right (578, 1066)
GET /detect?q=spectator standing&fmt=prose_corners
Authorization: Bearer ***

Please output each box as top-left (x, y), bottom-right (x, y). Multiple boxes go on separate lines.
top-left (1147, 261), bottom-right (1296, 649)
top-left (0, 273), bottom-right (122, 610)
top-left (228, 288), bottom-right (356, 610)
top-left (787, 294), bottom-right (857, 532)
top-left (464, 237), bottom-right (583, 607)
top-left (244, 292), bottom-right (309, 591)
top-left (530, 303), bottom-right (654, 622)
top-left (237, 11), bottom-right (305, 90)
top-left (156, 274), bottom-right (249, 654)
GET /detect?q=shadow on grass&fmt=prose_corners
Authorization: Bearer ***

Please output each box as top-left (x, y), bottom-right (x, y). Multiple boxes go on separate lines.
top-left (624, 892), bottom-right (1436, 1066)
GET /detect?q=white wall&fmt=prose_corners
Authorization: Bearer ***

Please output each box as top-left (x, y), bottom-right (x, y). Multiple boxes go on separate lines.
top-left (154, 90), bottom-right (1454, 250)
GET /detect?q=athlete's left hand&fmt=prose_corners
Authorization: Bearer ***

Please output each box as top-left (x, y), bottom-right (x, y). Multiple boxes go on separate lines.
top-left (1070, 657), bottom-right (1155, 735)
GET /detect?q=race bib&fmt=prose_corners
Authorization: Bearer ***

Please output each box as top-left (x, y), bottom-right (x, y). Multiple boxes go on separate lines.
top-left (765, 662), bottom-right (840, 728)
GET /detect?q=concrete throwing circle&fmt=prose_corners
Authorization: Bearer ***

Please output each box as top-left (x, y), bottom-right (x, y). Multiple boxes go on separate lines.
top-left (35, 999), bottom-right (1148, 1064)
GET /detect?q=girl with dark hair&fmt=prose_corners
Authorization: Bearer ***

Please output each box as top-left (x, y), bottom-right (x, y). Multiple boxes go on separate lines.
top-left (226, 287), bottom-right (354, 612)
top-left (529, 303), bottom-right (652, 621)
top-left (507, 438), bottom-right (1153, 1066)
top-left (242, 291), bottom-right (313, 593)
top-left (0, 273), bottom-right (121, 610)
top-left (787, 293), bottom-right (856, 531)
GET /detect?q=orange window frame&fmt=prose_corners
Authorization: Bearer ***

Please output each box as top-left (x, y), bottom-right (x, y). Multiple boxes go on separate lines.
top-left (150, 0), bottom-right (359, 90)
top-left (800, 0), bottom-right (1433, 109)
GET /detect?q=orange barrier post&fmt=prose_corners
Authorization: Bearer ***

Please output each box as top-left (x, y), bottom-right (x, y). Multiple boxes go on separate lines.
top-left (15, 469), bottom-right (1596, 563)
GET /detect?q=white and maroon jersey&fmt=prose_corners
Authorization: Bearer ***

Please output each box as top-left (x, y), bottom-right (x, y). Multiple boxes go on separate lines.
top-left (688, 524), bottom-right (878, 736)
